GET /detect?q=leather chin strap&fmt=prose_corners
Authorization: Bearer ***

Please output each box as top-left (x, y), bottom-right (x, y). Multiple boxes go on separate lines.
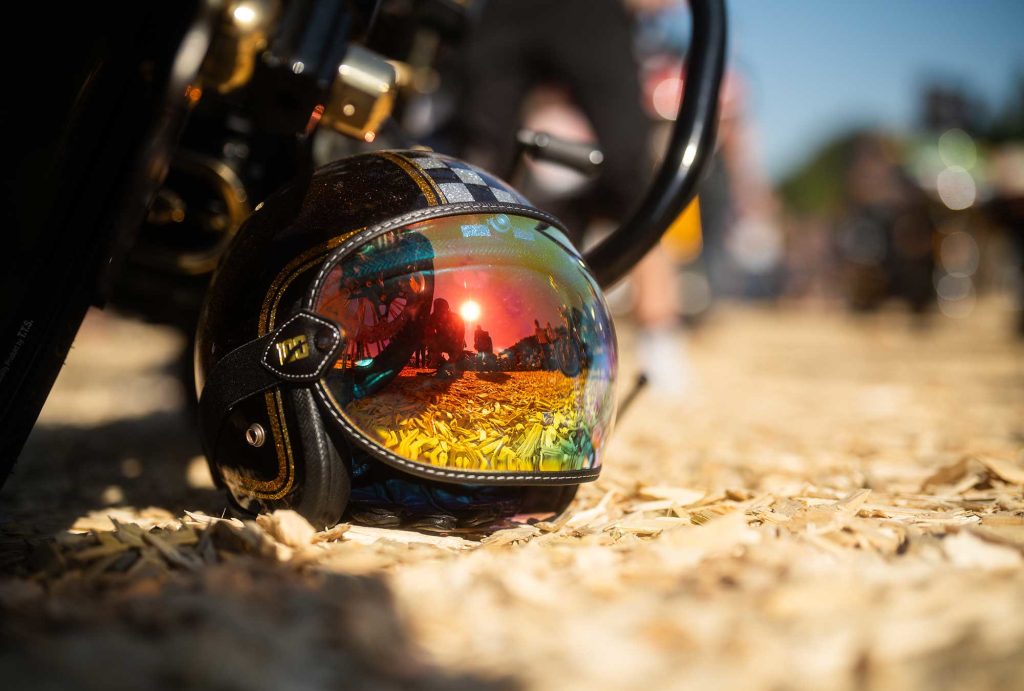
top-left (198, 310), bottom-right (343, 458)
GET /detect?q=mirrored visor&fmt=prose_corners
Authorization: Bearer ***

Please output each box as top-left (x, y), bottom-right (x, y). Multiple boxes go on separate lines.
top-left (310, 212), bottom-right (616, 477)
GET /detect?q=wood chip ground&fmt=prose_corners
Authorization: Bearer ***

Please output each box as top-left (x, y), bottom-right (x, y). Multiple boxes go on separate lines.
top-left (1, 303), bottom-right (1023, 690)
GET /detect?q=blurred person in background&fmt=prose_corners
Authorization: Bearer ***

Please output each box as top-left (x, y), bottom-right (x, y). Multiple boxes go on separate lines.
top-left (694, 70), bottom-right (783, 302)
top-left (634, 2), bottom-right (782, 313)
top-left (976, 79), bottom-right (1024, 335)
top-left (836, 132), bottom-right (935, 315)
top-left (459, 0), bottom-right (651, 225)
top-left (987, 143), bottom-right (1024, 334)
top-left (456, 0), bottom-right (693, 395)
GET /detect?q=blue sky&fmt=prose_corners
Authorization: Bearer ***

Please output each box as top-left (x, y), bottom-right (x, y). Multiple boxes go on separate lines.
top-left (728, 0), bottom-right (1024, 180)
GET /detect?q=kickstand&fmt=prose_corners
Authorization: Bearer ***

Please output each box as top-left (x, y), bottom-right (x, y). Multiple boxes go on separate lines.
top-left (617, 373), bottom-right (649, 419)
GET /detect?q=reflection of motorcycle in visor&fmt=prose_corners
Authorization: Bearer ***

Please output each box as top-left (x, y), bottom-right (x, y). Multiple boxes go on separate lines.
top-left (309, 213), bottom-right (617, 480)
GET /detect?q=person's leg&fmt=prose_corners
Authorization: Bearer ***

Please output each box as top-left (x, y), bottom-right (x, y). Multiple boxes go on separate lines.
top-left (631, 243), bottom-right (693, 396)
top-left (545, 0), bottom-right (653, 218)
top-left (459, 0), bottom-right (537, 178)
top-left (632, 244), bottom-right (678, 327)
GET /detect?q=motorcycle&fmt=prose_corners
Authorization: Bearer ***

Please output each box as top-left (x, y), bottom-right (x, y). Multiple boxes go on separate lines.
top-left (0, 0), bottom-right (726, 486)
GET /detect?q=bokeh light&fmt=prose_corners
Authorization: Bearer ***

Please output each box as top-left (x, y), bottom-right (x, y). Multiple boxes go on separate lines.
top-left (935, 274), bottom-right (976, 318)
top-left (936, 166), bottom-right (976, 210)
top-left (937, 128), bottom-right (978, 169)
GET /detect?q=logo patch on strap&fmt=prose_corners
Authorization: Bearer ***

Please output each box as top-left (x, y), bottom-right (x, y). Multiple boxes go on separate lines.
top-left (275, 335), bottom-right (310, 365)
top-left (261, 311), bottom-right (342, 382)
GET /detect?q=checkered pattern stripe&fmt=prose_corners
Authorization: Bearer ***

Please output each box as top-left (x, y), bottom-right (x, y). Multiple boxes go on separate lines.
top-left (403, 152), bottom-right (530, 206)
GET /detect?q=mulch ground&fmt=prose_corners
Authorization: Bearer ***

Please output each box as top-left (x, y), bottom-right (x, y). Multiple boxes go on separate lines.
top-left (1, 302), bottom-right (1023, 691)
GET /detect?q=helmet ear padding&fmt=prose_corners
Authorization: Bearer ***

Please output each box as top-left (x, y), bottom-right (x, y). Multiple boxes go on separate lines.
top-left (288, 387), bottom-right (350, 529)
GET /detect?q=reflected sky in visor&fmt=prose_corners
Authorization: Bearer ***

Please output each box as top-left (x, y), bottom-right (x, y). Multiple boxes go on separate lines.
top-left (312, 213), bottom-right (616, 476)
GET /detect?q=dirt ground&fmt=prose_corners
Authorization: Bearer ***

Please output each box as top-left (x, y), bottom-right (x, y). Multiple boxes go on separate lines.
top-left (2, 301), bottom-right (1024, 691)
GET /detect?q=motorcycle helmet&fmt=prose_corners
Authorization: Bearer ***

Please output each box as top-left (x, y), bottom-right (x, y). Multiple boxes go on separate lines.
top-left (196, 150), bottom-right (617, 530)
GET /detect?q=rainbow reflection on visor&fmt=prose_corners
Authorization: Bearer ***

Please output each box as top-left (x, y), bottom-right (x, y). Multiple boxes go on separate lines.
top-left (309, 212), bottom-right (616, 480)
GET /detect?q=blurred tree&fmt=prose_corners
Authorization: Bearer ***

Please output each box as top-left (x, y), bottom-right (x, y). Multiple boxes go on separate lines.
top-left (984, 75), bottom-right (1024, 142)
top-left (777, 130), bottom-right (863, 217)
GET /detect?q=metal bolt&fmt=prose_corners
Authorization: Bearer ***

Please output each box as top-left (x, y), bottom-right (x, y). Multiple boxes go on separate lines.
top-left (245, 423), bottom-right (266, 447)
top-left (314, 327), bottom-right (336, 351)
